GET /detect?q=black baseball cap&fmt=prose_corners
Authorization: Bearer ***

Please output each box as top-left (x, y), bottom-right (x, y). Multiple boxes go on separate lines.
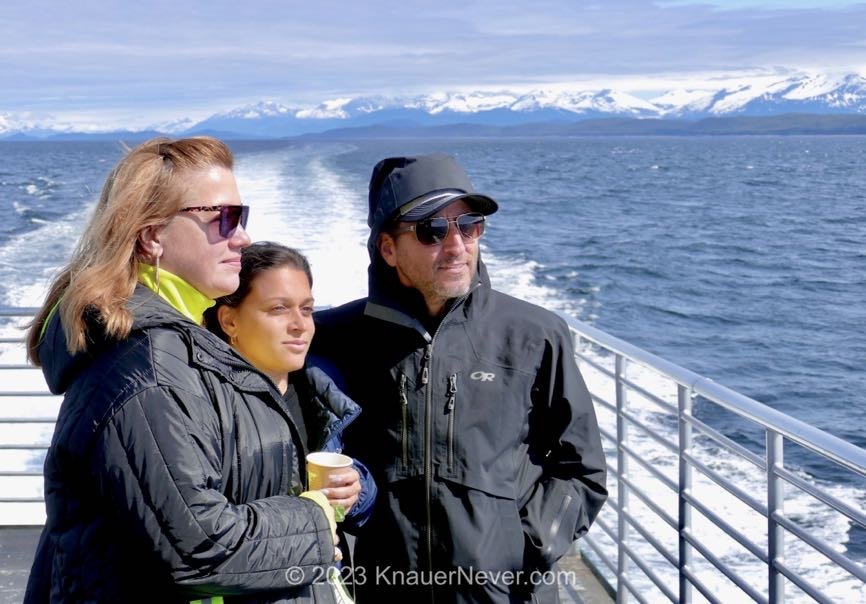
top-left (367, 154), bottom-right (498, 236)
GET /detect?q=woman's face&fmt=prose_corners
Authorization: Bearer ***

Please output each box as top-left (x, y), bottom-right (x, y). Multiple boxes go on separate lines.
top-left (218, 266), bottom-right (315, 392)
top-left (157, 166), bottom-right (251, 298)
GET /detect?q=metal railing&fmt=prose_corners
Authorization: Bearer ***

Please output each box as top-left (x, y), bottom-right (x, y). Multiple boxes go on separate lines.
top-left (558, 313), bottom-right (866, 604)
top-left (0, 307), bottom-right (58, 520)
top-left (3, 306), bottom-right (866, 602)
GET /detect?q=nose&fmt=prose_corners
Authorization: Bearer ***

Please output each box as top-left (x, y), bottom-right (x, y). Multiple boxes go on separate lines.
top-left (230, 223), bottom-right (252, 249)
top-left (286, 308), bottom-right (306, 333)
top-left (440, 221), bottom-right (468, 255)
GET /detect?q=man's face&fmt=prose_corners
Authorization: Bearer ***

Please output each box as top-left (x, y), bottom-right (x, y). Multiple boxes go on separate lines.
top-left (379, 200), bottom-right (480, 316)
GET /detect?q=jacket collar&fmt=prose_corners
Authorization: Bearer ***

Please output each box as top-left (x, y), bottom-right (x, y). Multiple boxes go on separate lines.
top-left (295, 366), bottom-right (362, 451)
top-left (137, 264), bottom-right (215, 325)
top-left (363, 251), bottom-right (491, 340)
top-left (39, 286), bottom-right (203, 394)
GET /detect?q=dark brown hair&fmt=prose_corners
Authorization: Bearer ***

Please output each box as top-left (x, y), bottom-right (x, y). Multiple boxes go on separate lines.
top-left (203, 241), bottom-right (312, 343)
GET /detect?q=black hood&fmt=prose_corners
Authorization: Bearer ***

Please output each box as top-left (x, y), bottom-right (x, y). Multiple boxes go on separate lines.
top-left (37, 287), bottom-right (196, 395)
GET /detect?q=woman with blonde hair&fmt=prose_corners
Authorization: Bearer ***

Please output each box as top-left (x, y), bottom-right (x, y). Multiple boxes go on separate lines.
top-left (25, 137), bottom-right (341, 603)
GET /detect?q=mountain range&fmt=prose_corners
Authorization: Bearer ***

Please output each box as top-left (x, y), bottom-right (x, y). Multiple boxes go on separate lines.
top-left (3, 72), bottom-right (866, 140)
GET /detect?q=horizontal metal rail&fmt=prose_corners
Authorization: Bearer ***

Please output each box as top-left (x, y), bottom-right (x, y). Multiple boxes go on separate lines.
top-left (1, 307), bottom-right (56, 528)
top-left (685, 413), bottom-right (767, 470)
top-left (775, 464), bottom-right (866, 527)
top-left (0, 307), bottom-right (39, 318)
top-left (621, 375), bottom-right (678, 415)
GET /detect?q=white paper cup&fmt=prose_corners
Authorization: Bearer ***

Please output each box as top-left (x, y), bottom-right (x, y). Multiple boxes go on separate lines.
top-left (306, 452), bottom-right (353, 522)
top-left (306, 452), bottom-right (353, 491)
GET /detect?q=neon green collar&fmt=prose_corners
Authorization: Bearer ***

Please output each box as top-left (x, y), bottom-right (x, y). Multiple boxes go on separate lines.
top-left (138, 264), bottom-right (215, 324)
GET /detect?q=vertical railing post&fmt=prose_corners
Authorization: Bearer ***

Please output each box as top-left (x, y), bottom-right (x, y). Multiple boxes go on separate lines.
top-left (767, 430), bottom-right (784, 602)
top-left (678, 385), bottom-right (693, 603)
top-left (615, 354), bottom-right (629, 603)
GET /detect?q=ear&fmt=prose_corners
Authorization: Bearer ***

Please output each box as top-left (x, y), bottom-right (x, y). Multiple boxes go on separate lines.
top-left (137, 225), bottom-right (164, 261)
top-left (217, 305), bottom-right (239, 340)
top-left (379, 233), bottom-right (398, 268)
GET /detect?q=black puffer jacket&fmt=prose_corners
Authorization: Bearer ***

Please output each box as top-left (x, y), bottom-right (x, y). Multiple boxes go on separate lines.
top-left (25, 287), bottom-right (346, 604)
top-left (312, 258), bottom-right (608, 603)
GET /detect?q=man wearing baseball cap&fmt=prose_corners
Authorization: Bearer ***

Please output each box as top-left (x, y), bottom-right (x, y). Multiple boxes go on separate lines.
top-left (312, 154), bottom-right (607, 603)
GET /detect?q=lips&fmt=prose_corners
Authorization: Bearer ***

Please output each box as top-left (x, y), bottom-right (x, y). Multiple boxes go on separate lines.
top-left (283, 340), bottom-right (308, 352)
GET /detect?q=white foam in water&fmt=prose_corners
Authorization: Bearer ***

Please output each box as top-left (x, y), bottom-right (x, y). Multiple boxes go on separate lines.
top-left (0, 203), bottom-right (91, 308)
top-left (484, 253), bottom-right (588, 320)
top-left (234, 146), bottom-right (369, 306)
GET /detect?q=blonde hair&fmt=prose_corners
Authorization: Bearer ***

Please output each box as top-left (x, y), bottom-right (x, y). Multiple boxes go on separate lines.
top-left (26, 136), bottom-right (234, 365)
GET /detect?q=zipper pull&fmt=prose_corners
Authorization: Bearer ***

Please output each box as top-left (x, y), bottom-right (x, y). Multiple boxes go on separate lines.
top-left (446, 373), bottom-right (457, 412)
top-left (420, 345), bottom-right (432, 384)
top-left (399, 372), bottom-right (409, 466)
top-left (399, 372), bottom-right (408, 405)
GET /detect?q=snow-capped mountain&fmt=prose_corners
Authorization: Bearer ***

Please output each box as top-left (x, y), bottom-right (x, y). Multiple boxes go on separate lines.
top-left (0, 112), bottom-right (65, 137)
top-left (148, 116), bottom-right (197, 135)
top-left (510, 88), bottom-right (658, 117)
top-left (183, 88), bottom-right (670, 137)
top-left (652, 73), bottom-right (866, 117)
top-left (3, 72), bottom-right (866, 139)
top-left (180, 73), bottom-right (866, 137)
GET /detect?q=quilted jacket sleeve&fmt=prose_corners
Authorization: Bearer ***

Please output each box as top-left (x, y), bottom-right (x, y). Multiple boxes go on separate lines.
top-left (93, 384), bottom-right (335, 598)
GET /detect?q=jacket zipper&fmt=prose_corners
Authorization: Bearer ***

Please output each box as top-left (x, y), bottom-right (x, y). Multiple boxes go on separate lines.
top-left (446, 373), bottom-right (457, 472)
top-left (206, 354), bottom-right (296, 493)
top-left (417, 292), bottom-right (474, 600)
top-left (399, 372), bottom-right (409, 466)
top-left (420, 342), bottom-right (434, 585)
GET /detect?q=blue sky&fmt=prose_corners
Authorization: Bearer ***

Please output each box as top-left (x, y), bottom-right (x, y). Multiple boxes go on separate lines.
top-left (2, 0), bottom-right (866, 128)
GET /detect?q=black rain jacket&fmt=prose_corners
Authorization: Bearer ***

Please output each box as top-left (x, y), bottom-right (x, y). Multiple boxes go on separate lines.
top-left (24, 287), bottom-right (358, 604)
top-left (312, 256), bottom-right (608, 603)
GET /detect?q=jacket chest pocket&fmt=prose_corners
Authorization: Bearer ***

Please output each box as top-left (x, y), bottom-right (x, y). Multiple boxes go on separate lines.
top-left (433, 365), bottom-right (535, 495)
top-left (378, 369), bottom-right (424, 482)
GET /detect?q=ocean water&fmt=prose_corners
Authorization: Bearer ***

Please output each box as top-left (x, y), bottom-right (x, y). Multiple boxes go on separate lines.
top-left (1, 137), bottom-right (865, 599)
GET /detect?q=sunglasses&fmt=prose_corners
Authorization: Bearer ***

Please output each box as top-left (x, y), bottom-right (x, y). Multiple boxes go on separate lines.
top-left (393, 212), bottom-right (486, 246)
top-left (179, 204), bottom-right (250, 238)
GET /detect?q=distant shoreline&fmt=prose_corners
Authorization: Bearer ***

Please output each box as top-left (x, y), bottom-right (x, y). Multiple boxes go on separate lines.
top-left (3, 113), bottom-right (866, 142)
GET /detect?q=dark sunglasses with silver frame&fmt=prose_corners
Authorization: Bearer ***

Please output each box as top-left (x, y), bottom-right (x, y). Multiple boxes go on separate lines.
top-left (392, 212), bottom-right (486, 246)
top-left (179, 204), bottom-right (250, 238)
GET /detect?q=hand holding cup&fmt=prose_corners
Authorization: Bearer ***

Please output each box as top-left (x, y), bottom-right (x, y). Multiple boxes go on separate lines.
top-left (319, 467), bottom-right (361, 515)
top-left (306, 452), bottom-right (360, 522)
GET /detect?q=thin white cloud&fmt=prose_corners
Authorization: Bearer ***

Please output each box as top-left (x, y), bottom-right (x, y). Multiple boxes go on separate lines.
top-left (1, 0), bottom-right (865, 125)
